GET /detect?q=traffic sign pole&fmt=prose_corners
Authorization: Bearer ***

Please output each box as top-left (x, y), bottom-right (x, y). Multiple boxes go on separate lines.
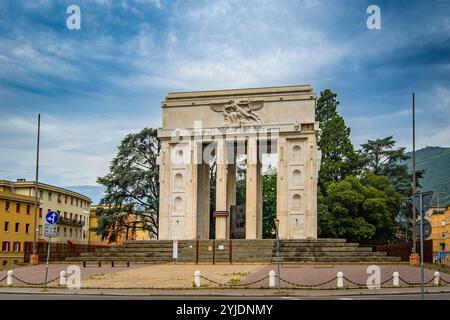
top-left (44, 236), bottom-right (51, 291)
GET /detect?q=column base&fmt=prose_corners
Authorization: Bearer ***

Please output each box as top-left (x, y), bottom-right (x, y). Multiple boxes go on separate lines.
top-left (30, 254), bottom-right (39, 265)
top-left (409, 253), bottom-right (420, 266)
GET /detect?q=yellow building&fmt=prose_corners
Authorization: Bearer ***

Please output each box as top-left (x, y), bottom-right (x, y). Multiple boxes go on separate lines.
top-left (89, 206), bottom-right (153, 245)
top-left (427, 204), bottom-right (450, 264)
top-left (0, 181), bottom-right (39, 266)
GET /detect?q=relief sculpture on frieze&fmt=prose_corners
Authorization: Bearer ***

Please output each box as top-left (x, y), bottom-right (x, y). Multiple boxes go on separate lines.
top-left (210, 99), bottom-right (263, 126)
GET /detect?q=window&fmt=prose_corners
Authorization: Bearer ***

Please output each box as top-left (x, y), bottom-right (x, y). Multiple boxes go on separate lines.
top-left (64, 228), bottom-right (67, 237)
top-left (75, 214), bottom-right (78, 221)
top-left (39, 208), bottom-right (43, 218)
top-left (70, 213), bottom-right (73, 220)
top-left (83, 230), bottom-right (86, 239)
top-left (4, 221), bottom-right (9, 232)
top-left (64, 212), bottom-right (67, 219)
top-left (75, 229), bottom-right (78, 238)
top-left (5, 201), bottom-right (10, 212)
top-left (76, 199), bottom-right (79, 206)
top-left (48, 192), bottom-right (52, 201)
top-left (2, 241), bottom-right (9, 252)
top-left (39, 190), bottom-right (44, 199)
top-left (26, 204), bottom-right (31, 214)
top-left (16, 203), bottom-right (21, 213)
top-left (65, 195), bottom-right (68, 204)
top-left (25, 224), bottom-right (30, 234)
top-left (69, 228), bottom-right (73, 237)
top-left (38, 225), bottom-right (42, 236)
top-left (13, 242), bottom-right (20, 252)
top-left (57, 210), bottom-right (61, 217)
top-left (57, 194), bottom-right (62, 203)
top-left (15, 223), bottom-right (19, 233)
top-left (71, 197), bottom-right (73, 205)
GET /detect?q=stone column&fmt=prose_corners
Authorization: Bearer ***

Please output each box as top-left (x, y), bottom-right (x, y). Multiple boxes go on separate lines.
top-left (158, 140), bottom-right (170, 239)
top-left (246, 137), bottom-right (258, 239)
top-left (257, 158), bottom-right (263, 239)
top-left (214, 138), bottom-right (229, 239)
top-left (185, 140), bottom-right (197, 239)
top-left (276, 137), bottom-right (288, 239)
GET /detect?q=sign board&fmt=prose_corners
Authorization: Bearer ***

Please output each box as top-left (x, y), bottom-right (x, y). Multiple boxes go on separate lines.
top-left (412, 191), bottom-right (434, 217)
top-left (218, 245), bottom-right (224, 250)
top-left (414, 219), bottom-right (432, 239)
top-left (45, 211), bottom-right (59, 225)
top-left (172, 240), bottom-right (178, 260)
top-left (44, 223), bottom-right (58, 237)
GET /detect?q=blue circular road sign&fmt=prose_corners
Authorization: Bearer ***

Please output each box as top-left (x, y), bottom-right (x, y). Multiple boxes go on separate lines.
top-left (45, 211), bottom-right (59, 225)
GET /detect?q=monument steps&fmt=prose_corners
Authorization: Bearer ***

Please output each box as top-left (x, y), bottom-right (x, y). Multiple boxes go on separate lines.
top-left (67, 238), bottom-right (401, 264)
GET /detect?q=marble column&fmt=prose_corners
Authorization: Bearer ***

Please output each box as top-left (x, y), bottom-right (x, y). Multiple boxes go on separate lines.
top-left (158, 140), bottom-right (171, 239)
top-left (246, 137), bottom-right (258, 239)
top-left (276, 137), bottom-right (288, 239)
top-left (214, 138), bottom-right (229, 239)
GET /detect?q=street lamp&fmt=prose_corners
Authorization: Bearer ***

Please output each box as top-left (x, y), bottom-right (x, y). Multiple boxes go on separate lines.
top-left (274, 218), bottom-right (280, 289)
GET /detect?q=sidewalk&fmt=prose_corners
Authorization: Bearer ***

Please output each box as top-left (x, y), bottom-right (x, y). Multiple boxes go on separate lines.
top-left (0, 286), bottom-right (450, 297)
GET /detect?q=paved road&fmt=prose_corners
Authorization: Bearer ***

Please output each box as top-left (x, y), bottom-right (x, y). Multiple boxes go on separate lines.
top-left (0, 292), bottom-right (449, 300)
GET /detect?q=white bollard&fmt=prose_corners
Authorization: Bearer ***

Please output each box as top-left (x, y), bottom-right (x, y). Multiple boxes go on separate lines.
top-left (393, 272), bottom-right (400, 287)
top-left (194, 270), bottom-right (201, 288)
top-left (269, 270), bottom-right (276, 288)
top-left (60, 271), bottom-right (67, 286)
top-left (434, 271), bottom-right (440, 286)
top-left (337, 272), bottom-right (344, 289)
top-left (6, 270), bottom-right (13, 286)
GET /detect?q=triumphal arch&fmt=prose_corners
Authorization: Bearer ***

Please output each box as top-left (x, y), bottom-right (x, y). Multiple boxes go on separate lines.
top-left (157, 85), bottom-right (321, 240)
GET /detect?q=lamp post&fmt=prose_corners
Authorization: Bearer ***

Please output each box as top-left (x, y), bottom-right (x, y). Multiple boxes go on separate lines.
top-left (274, 218), bottom-right (280, 289)
top-left (31, 114), bottom-right (41, 265)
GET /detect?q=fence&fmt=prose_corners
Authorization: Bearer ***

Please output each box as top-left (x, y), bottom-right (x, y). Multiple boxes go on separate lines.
top-left (372, 240), bottom-right (433, 263)
top-left (23, 242), bottom-right (109, 263)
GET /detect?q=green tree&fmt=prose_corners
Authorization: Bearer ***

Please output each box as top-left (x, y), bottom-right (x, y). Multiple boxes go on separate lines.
top-left (316, 89), bottom-right (359, 191)
top-left (94, 128), bottom-right (160, 242)
top-left (262, 167), bottom-right (277, 239)
top-left (358, 136), bottom-right (424, 241)
top-left (322, 172), bottom-right (401, 242)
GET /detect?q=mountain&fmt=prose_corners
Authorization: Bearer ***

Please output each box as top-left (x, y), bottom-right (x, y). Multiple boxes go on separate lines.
top-left (406, 146), bottom-right (450, 206)
top-left (63, 185), bottom-right (105, 205)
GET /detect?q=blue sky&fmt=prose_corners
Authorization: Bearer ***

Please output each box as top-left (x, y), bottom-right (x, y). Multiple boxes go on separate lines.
top-left (0, 0), bottom-right (449, 201)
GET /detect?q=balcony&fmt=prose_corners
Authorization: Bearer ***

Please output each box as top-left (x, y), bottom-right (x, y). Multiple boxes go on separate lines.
top-left (57, 216), bottom-right (84, 228)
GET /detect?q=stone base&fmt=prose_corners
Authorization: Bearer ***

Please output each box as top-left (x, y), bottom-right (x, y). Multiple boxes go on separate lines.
top-left (30, 254), bottom-right (39, 265)
top-left (409, 253), bottom-right (420, 266)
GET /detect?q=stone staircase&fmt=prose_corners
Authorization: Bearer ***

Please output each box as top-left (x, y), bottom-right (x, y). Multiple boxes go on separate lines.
top-left (66, 239), bottom-right (401, 264)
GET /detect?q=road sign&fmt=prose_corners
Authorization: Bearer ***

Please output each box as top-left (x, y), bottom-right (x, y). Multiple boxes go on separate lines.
top-left (44, 223), bottom-right (58, 237)
top-left (412, 191), bottom-right (434, 217)
top-left (414, 219), bottom-right (432, 239)
top-left (45, 211), bottom-right (59, 225)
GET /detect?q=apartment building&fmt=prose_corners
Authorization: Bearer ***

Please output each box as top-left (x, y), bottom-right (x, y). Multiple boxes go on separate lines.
top-left (2, 179), bottom-right (91, 245)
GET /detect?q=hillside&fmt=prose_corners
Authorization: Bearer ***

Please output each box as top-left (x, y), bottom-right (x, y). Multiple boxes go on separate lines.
top-left (406, 146), bottom-right (450, 206)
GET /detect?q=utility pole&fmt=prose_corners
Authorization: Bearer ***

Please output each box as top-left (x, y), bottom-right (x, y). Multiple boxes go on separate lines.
top-left (412, 93), bottom-right (417, 253)
top-left (31, 114), bottom-right (41, 265)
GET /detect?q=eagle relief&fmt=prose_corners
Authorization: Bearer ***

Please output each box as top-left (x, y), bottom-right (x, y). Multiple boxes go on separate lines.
top-left (210, 99), bottom-right (263, 126)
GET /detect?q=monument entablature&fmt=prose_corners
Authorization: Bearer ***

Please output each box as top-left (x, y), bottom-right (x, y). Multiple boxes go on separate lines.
top-left (157, 85), bottom-right (321, 240)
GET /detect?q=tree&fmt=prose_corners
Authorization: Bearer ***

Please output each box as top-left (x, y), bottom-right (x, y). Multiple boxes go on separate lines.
top-left (358, 136), bottom-right (424, 241)
top-left (321, 172), bottom-right (401, 242)
top-left (94, 128), bottom-right (160, 242)
top-left (262, 167), bottom-right (277, 239)
top-left (316, 89), bottom-right (359, 192)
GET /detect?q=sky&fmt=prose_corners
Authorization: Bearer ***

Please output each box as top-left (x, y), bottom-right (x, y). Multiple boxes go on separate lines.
top-left (0, 0), bottom-right (449, 202)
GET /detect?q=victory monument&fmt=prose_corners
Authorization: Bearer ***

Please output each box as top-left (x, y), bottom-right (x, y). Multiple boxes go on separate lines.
top-left (157, 85), bottom-right (321, 240)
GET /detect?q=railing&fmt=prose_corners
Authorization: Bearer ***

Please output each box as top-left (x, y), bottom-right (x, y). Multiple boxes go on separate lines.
top-left (23, 242), bottom-right (109, 263)
top-left (57, 217), bottom-right (84, 227)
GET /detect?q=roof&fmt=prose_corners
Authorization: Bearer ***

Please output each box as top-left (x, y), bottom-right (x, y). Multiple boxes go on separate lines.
top-left (163, 85), bottom-right (316, 107)
top-left (0, 191), bottom-right (39, 205)
top-left (1, 180), bottom-right (92, 203)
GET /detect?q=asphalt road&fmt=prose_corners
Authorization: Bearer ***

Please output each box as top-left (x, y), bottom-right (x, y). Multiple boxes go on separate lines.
top-left (0, 292), bottom-right (449, 300)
